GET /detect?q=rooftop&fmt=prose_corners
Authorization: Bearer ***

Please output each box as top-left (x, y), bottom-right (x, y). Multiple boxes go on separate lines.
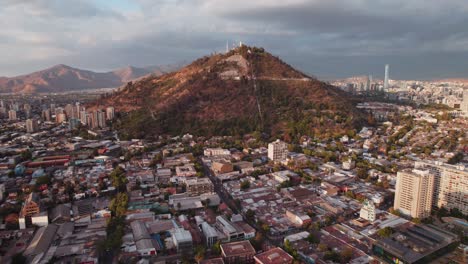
top-left (254, 247), bottom-right (293, 264)
top-left (221, 240), bottom-right (256, 257)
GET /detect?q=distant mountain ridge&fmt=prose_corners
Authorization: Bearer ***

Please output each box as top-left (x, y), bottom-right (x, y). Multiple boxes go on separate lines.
top-left (0, 63), bottom-right (182, 94)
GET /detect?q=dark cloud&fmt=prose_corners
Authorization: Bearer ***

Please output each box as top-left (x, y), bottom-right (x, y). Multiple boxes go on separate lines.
top-left (0, 0), bottom-right (467, 79)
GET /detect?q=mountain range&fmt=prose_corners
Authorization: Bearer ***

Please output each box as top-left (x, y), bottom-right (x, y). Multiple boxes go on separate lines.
top-left (0, 64), bottom-right (181, 94)
top-left (93, 46), bottom-right (365, 139)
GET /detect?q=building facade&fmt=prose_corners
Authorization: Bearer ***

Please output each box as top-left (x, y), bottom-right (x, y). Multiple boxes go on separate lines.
top-left (394, 169), bottom-right (434, 219)
top-left (268, 139), bottom-right (288, 162)
top-left (414, 161), bottom-right (468, 215)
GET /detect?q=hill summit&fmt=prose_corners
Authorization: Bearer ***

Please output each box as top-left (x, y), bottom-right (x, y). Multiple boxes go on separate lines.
top-left (96, 46), bottom-right (364, 139)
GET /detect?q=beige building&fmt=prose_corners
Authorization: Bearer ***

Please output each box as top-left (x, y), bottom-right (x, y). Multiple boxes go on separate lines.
top-left (26, 119), bottom-right (38, 133)
top-left (462, 89), bottom-right (468, 115)
top-left (8, 109), bottom-right (17, 121)
top-left (184, 178), bottom-right (214, 196)
top-left (394, 169), bottom-right (434, 219)
top-left (415, 161), bottom-right (468, 215)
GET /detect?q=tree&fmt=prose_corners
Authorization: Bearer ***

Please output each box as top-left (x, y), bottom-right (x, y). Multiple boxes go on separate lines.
top-left (377, 227), bottom-right (394, 238)
top-left (21, 149), bottom-right (32, 161)
top-left (340, 248), bottom-right (353, 263)
top-left (35, 176), bottom-right (51, 186)
top-left (109, 193), bottom-right (128, 217)
top-left (317, 243), bottom-right (328, 252)
top-left (246, 209), bottom-right (255, 222)
top-left (212, 241), bottom-right (221, 255)
top-left (324, 250), bottom-right (340, 262)
top-left (11, 253), bottom-right (27, 264)
top-left (194, 245), bottom-right (206, 263)
top-left (109, 166), bottom-right (128, 192)
top-left (356, 168), bottom-right (368, 179)
top-left (389, 207), bottom-right (401, 216)
top-left (448, 152), bottom-right (463, 164)
top-left (240, 180), bottom-right (250, 190)
top-left (306, 233), bottom-right (320, 244)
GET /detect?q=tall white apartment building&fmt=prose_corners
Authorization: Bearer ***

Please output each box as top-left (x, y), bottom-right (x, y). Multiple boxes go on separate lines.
top-left (268, 139), bottom-right (288, 162)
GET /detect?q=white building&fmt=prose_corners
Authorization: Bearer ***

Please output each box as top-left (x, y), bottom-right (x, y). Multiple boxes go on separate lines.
top-left (268, 139), bottom-right (288, 162)
top-left (201, 222), bottom-right (218, 247)
top-left (172, 227), bottom-right (193, 254)
top-left (204, 148), bottom-right (231, 156)
top-left (106, 106), bottom-right (115, 120)
top-left (360, 199), bottom-right (376, 222)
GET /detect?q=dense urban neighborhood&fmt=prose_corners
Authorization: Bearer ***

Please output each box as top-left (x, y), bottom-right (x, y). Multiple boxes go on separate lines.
top-left (0, 85), bottom-right (466, 264)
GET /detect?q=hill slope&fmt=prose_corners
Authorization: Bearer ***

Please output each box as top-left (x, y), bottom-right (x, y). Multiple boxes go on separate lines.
top-left (95, 46), bottom-right (365, 139)
top-left (0, 64), bottom-right (181, 94)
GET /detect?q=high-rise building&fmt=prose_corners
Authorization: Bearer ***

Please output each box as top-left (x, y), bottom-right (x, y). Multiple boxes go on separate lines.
top-left (80, 110), bottom-right (88, 125)
top-left (24, 104), bottom-right (32, 118)
top-left (69, 118), bottom-right (80, 130)
top-left (414, 160), bottom-right (468, 215)
top-left (106, 106), bottom-right (115, 120)
top-left (394, 169), bottom-right (434, 219)
top-left (8, 110), bottom-right (17, 121)
top-left (42, 109), bottom-right (51, 122)
top-left (25, 119), bottom-right (38, 133)
top-left (97, 110), bottom-right (106, 128)
top-left (11, 103), bottom-right (19, 111)
top-left (383, 64), bottom-right (389, 91)
top-left (50, 104), bottom-right (56, 114)
top-left (65, 104), bottom-right (74, 119)
top-left (268, 139), bottom-right (288, 162)
top-left (360, 199), bottom-right (376, 222)
top-left (462, 89), bottom-right (468, 115)
top-left (56, 113), bottom-right (67, 123)
top-left (0, 106), bottom-right (6, 117)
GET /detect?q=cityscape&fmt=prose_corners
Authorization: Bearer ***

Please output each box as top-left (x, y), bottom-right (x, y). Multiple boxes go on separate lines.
top-left (0, 1), bottom-right (467, 264)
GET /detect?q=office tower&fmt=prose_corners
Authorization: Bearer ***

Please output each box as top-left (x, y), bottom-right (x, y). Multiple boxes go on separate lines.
top-left (25, 119), bottom-right (38, 133)
top-left (0, 100), bottom-right (4, 108)
top-left (8, 110), bottom-right (17, 121)
top-left (268, 139), bottom-right (288, 162)
top-left (394, 169), bottom-right (434, 219)
top-left (414, 161), bottom-right (468, 215)
top-left (106, 106), bottom-right (115, 120)
top-left (42, 109), bottom-right (51, 122)
top-left (384, 64), bottom-right (389, 91)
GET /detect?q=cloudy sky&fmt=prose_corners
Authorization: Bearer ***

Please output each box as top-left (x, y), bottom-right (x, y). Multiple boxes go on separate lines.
top-left (1, 0), bottom-right (468, 80)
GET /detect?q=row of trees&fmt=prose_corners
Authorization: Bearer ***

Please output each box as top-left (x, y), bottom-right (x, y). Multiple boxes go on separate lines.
top-left (99, 167), bottom-right (129, 260)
